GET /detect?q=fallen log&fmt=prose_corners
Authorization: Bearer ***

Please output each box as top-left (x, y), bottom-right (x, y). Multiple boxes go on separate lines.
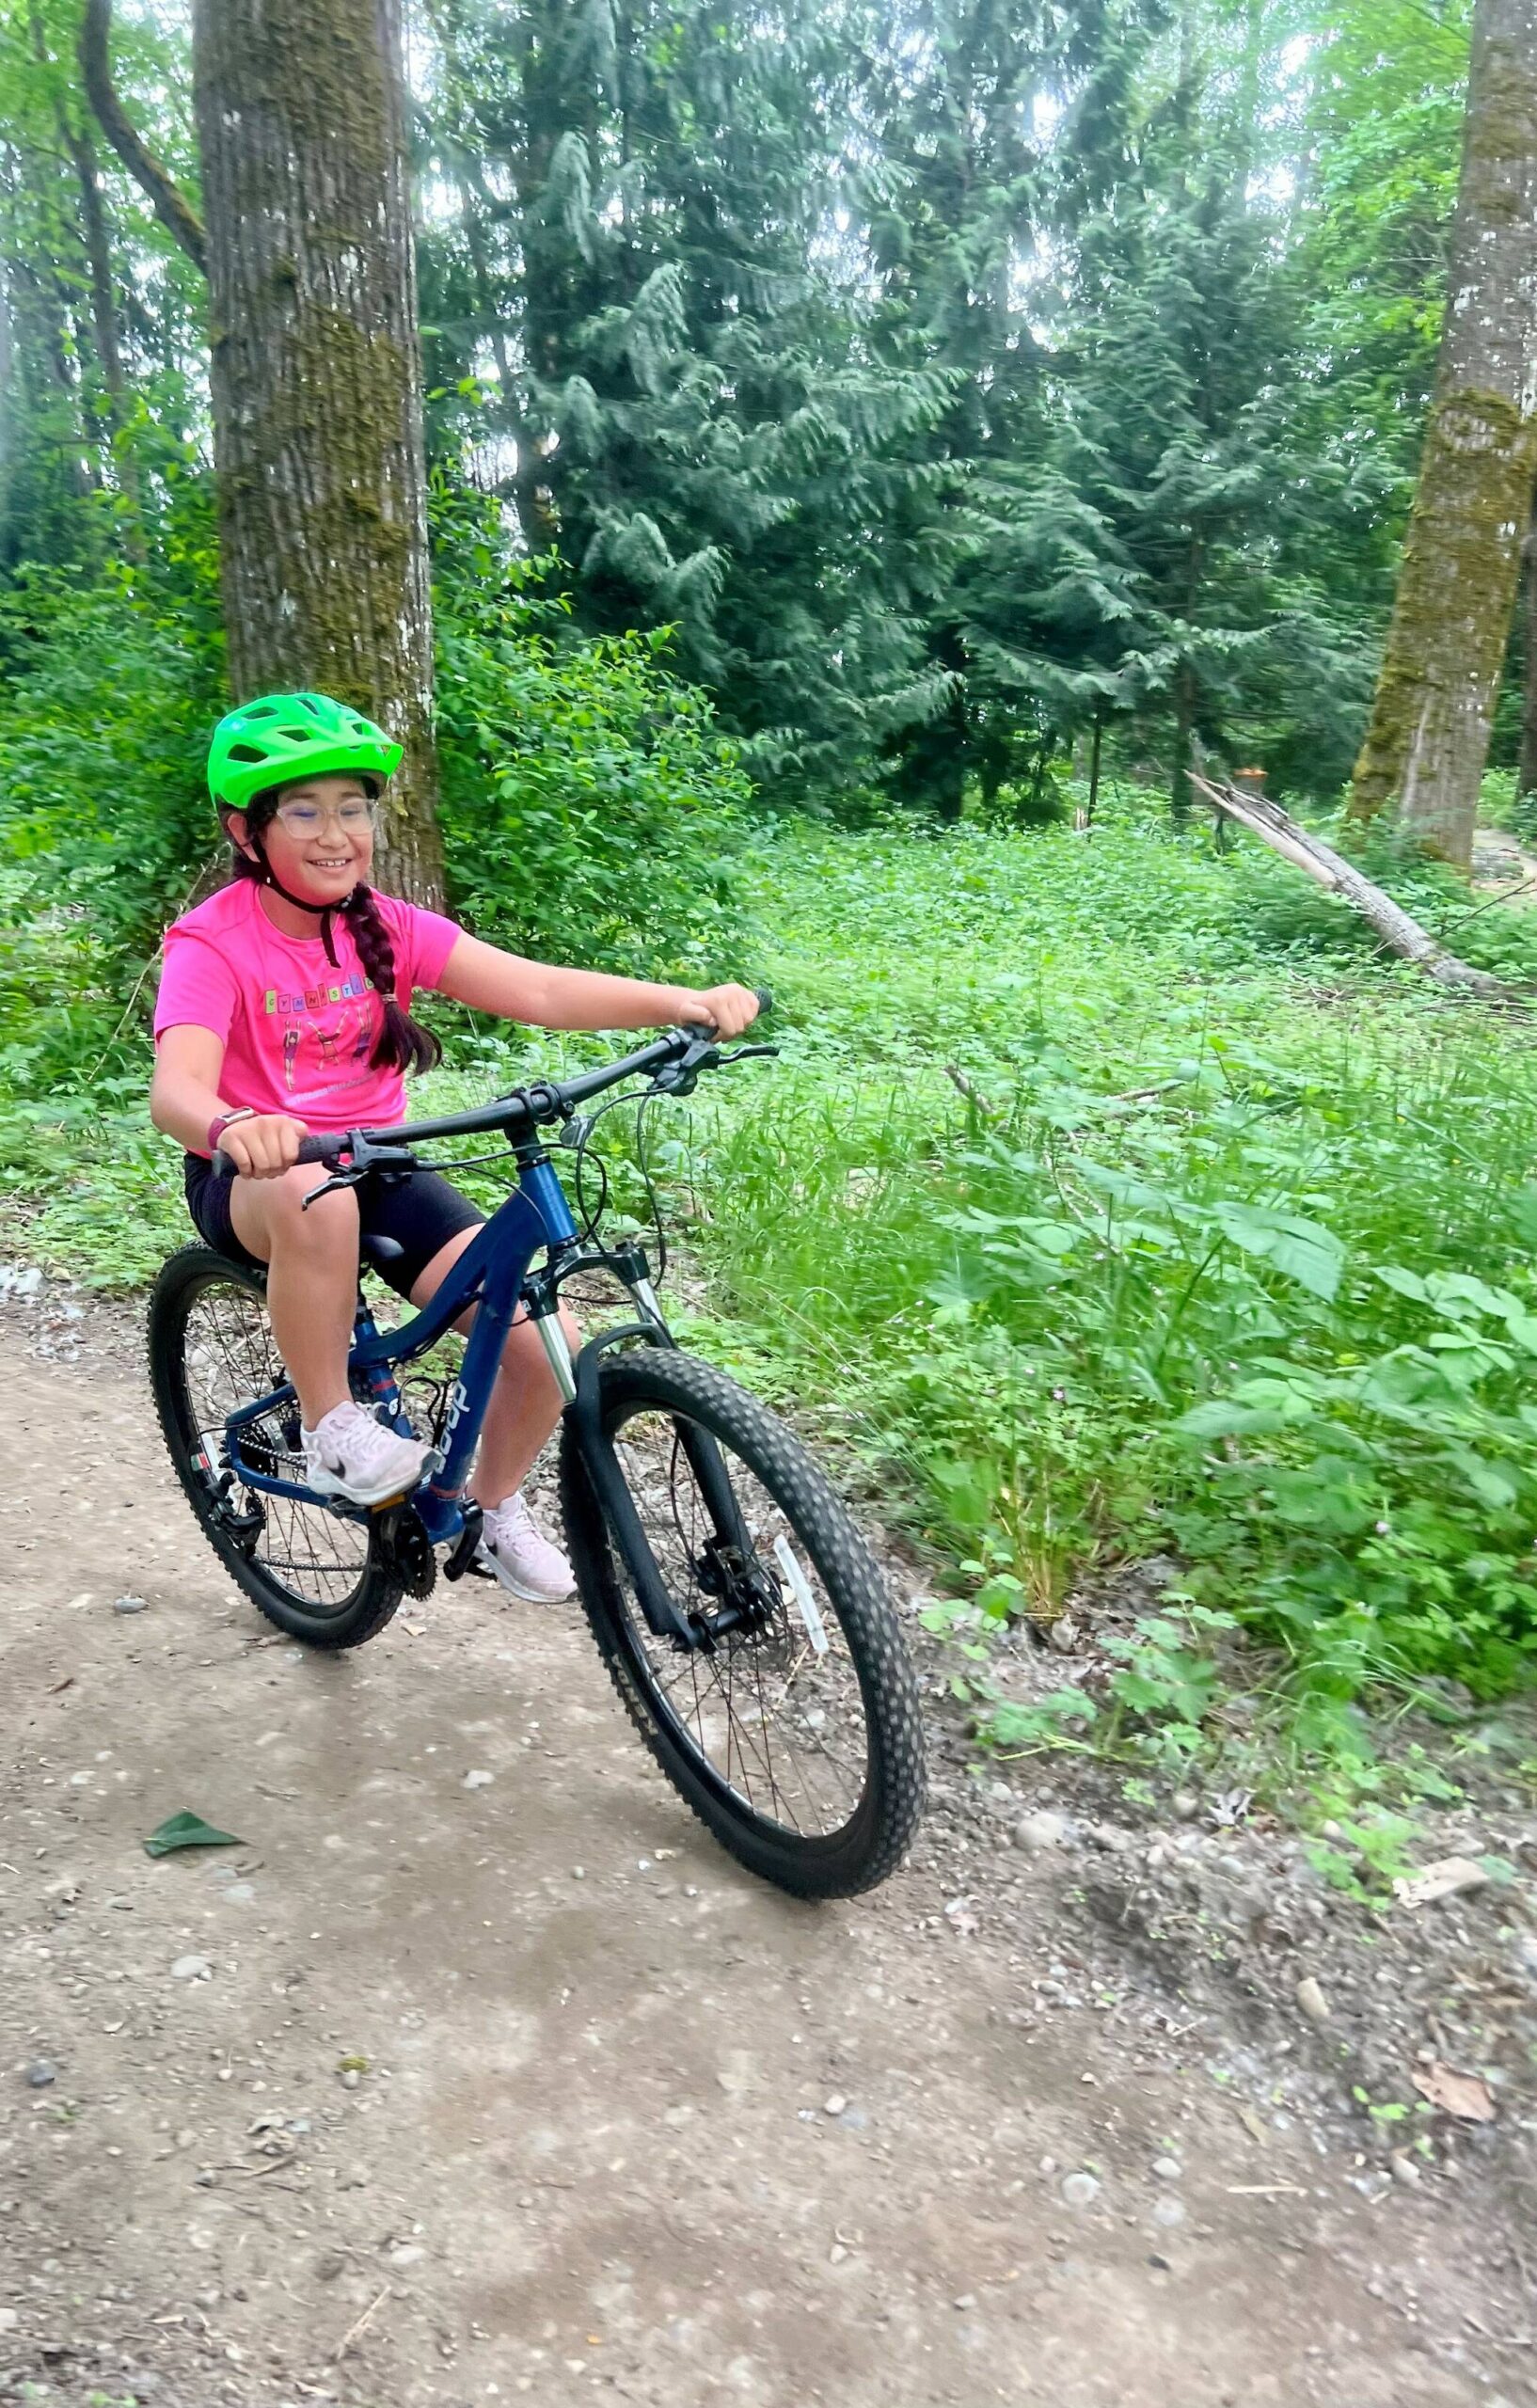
top-left (1187, 770), bottom-right (1522, 1004)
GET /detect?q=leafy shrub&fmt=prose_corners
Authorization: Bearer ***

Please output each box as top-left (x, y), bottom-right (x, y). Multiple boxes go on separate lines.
top-left (0, 561), bottom-right (223, 1091)
top-left (433, 496), bottom-right (752, 978)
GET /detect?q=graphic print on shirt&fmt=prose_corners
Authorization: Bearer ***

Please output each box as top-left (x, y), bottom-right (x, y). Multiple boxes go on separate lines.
top-left (264, 975), bottom-right (379, 1102)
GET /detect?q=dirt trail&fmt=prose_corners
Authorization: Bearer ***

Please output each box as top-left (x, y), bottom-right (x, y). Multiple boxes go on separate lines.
top-left (1, 1295), bottom-right (1532, 2408)
top-left (1471, 827), bottom-right (1537, 903)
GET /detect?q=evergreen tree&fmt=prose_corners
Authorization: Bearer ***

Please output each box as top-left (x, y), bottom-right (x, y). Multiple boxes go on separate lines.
top-left (419, 0), bottom-right (957, 791)
top-left (853, 0), bottom-right (1166, 814)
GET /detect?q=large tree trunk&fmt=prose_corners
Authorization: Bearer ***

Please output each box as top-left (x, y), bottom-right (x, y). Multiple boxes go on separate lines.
top-left (1520, 482), bottom-right (1537, 803)
top-left (188, 0), bottom-right (443, 903)
top-left (1348, 0), bottom-right (1537, 870)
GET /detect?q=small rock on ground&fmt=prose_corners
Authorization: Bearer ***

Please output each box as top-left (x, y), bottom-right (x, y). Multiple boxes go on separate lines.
top-left (1014, 1809), bottom-right (1072, 1850)
top-left (1295, 1976), bottom-right (1330, 2026)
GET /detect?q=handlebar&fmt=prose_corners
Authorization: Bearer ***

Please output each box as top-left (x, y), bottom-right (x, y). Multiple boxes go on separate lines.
top-left (212, 989), bottom-right (774, 1179)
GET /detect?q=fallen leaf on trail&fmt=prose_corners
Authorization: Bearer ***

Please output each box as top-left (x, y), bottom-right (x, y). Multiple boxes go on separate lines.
top-left (1411, 2061), bottom-right (1495, 2122)
top-left (1393, 1857), bottom-right (1489, 1909)
top-left (1236, 2105), bottom-right (1270, 2147)
top-left (144, 1811), bottom-right (246, 1859)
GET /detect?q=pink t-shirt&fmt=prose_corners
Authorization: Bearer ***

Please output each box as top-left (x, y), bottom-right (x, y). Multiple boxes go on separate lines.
top-left (153, 879), bottom-right (462, 1143)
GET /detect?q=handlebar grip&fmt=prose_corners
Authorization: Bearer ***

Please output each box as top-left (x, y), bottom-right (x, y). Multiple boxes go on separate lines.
top-left (753, 987), bottom-right (774, 1015)
top-left (212, 1132), bottom-right (341, 1180)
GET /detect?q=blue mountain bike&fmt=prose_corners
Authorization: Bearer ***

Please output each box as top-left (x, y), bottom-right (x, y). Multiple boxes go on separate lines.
top-left (148, 1011), bottom-right (925, 1897)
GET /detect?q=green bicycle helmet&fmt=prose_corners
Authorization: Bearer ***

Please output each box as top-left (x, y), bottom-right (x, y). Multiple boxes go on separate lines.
top-left (207, 690), bottom-right (403, 814)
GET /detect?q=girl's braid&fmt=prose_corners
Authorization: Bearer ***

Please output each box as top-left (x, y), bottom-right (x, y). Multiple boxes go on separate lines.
top-left (341, 883), bottom-right (442, 1075)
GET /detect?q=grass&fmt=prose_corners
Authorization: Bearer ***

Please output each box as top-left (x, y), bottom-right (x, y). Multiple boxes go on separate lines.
top-left (5, 785), bottom-right (1537, 1808)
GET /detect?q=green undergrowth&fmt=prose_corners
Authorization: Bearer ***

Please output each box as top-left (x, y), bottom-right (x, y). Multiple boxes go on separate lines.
top-left (672, 806), bottom-right (1537, 1814)
top-left (5, 793), bottom-right (1537, 1824)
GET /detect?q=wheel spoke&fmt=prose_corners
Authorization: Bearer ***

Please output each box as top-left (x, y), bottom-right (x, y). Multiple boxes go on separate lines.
top-left (175, 1272), bottom-right (369, 1614)
top-left (602, 1404), bottom-right (872, 1841)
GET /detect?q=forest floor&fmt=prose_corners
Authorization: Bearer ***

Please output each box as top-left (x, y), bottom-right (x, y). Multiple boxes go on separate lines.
top-left (2, 1273), bottom-right (1534, 2408)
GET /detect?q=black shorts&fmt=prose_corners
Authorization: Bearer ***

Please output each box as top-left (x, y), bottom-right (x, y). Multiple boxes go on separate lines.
top-left (182, 1153), bottom-right (485, 1301)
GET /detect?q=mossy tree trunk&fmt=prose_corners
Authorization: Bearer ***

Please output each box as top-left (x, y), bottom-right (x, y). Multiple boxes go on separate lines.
top-left (189, 0), bottom-right (443, 904)
top-left (1347, 0), bottom-right (1537, 871)
top-left (1520, 483), bottom-right (1537, 803)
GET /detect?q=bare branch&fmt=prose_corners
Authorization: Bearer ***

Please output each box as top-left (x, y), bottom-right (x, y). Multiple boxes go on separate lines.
top-left (78, 0), bottom-right (206, 275)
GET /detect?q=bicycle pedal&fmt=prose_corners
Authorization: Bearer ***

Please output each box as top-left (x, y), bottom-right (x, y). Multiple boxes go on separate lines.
top-left (443, 1503), bottom-right (486, 1583)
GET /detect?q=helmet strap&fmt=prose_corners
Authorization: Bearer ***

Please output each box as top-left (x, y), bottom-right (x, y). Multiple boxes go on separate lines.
top-left (249, 835), bottom-right (353, 969)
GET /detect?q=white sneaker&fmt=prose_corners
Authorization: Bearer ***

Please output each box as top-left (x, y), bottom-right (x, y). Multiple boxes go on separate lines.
top-left (478, 1491), bottom-right (576, 1603)
top-left (302, 1402), bottom-right (433, 1508)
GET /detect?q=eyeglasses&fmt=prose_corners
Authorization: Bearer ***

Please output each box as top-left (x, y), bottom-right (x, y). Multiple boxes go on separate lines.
top-left (273, 799), bottom-right (378, 836)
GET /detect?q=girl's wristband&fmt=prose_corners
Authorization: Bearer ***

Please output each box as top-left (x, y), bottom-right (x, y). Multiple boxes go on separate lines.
top-left (207, 1107), bottom-right (257, 1154)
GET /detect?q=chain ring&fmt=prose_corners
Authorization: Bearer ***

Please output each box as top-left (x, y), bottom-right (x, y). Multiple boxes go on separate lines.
top-left (372, 1504), bottom-right (437, 1600)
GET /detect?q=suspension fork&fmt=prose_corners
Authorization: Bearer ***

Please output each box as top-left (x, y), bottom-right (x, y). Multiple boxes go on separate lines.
top-left (551, 1314), bottom-right (759, 1649)
top-left (561, 1322), bottom-right (696, 1648)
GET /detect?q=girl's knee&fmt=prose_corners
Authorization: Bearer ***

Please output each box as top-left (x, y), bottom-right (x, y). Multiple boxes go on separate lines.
top-left (501, 1306), bottom-right (580, 1368)
top-left (269, 1166), bottom-right (358, 1244)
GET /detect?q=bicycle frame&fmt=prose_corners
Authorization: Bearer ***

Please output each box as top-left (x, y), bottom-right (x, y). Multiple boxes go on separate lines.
top-left (219, 1136), bottom-right (747, 1652)
top-left (223, 1148), bottom-right (587, 1548)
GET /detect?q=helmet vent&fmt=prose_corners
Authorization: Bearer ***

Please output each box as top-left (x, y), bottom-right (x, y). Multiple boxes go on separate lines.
top-left (228, 744), bottom-right (267, 762)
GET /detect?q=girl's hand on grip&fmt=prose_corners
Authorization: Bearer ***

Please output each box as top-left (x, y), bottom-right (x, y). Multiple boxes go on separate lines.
top-left (680, 983), bottom-right (760, 1040)
top-left (224, 1114), bottom-right (309, 1180)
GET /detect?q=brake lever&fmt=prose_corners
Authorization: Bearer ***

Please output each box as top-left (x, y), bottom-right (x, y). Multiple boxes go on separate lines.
top-left (649, 1034), bottom-right (779, 1098)
top-left (301, 1168), bottom-right (367, 1210)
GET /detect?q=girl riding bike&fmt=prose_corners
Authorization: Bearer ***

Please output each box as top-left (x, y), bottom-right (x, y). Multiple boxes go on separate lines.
top-left (150, 689), bottom-right (758, 1600)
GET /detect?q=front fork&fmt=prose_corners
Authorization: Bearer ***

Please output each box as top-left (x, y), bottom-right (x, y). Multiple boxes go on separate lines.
top-left (530, 1268), bottom-right (667, 1405)
top-left (543, 1249), bottom-right (756, 1655)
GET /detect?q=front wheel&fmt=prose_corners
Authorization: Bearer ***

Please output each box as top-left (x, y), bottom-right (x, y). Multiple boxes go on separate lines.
top-left (560, 1348), bottom-right (926, 1897)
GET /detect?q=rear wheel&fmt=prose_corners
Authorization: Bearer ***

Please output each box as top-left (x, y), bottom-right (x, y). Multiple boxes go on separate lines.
top-left (148, 1246), bottom-right (404, 1649)
top-left (560, 1347), bottom-right (925, 1897)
